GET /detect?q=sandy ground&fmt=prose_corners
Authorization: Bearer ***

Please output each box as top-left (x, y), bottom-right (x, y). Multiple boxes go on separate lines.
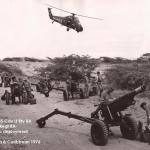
top-left (0, 86), bottom-right (149, 150)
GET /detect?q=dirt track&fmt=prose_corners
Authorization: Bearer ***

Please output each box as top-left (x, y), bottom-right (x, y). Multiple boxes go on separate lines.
top-left (0, 87), bottom-right (149, 150)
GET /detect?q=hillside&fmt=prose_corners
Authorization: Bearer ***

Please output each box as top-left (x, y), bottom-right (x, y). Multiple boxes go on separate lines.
top-left (2, 61), bottom-right (50, 76)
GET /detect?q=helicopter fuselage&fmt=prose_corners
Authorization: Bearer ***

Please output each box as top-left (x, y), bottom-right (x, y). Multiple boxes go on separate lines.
top-left (48, 8), bottom-right (83, 32)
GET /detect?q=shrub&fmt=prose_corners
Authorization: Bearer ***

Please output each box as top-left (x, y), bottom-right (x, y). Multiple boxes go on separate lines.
top-left (38, 54), bottom-right (99, 81)
top-left (104, 63), bottom-right (150, 90)
top-left (0, 63), bottom-right (23, 76)
top-left (24, 57), bottom-right (46, 62)
top-left (3, 57), bottom-right (46, 62)
top-left (2, 57), bottom-right (23, 62)
top-left (0, 63), bottom-right (11, 73)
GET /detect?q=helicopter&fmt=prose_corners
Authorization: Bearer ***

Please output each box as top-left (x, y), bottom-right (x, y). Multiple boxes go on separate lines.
top-left (45, 4), bottom-right (103, 33)
top-left (48, 8), bottom-right (83, 32)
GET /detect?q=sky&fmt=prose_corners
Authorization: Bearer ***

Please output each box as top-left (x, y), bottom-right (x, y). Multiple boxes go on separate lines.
top-left (0, 0), bottom-right (148, 59)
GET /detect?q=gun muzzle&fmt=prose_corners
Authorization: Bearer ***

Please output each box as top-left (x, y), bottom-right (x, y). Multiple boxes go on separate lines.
top-left (134, 85), bottom-right (146, 94)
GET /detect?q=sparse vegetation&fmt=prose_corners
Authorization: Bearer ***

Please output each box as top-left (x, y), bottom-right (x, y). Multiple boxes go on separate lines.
top-left (104, 63), bottom-right (150, 91)
top-left (0, 62), bottom-right (23, 76)
top-left (2, 57), bottom-right (47, 62)
top-left (2, 57), bottom-right (23, 62)
top-left (38, 54), bottom-right (99, 80)
top-left (0, 63), bottom-right (12, 73)
top-left (99, 57), bottom-right (132, 63)
top-left (24, 57), bottom-right (47, 62)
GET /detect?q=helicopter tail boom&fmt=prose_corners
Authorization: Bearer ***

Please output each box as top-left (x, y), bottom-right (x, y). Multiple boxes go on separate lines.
top-left (48, 8), bottom-right (53, 19)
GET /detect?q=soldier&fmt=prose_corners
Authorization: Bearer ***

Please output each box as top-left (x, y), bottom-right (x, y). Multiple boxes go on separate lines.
top-left (10, 76), bottom-right (18, 104)
top-left (91, 87), bottom-right (114, 135)
top-left (5, 72), bottom-right (12, 87)
top-left (140, 102), bottom-right (150, 127)
top-left (39, 78), bottom-right (47, 93)
top-left (47, 78), bottom-right (52, 91)
top-left (66, 75), bottom-right (72, 97)
top-left (18, 78), bottom-right (24, 103)
top-left (138, 102), bottom-right (150, 143)
top-left (84, 73), bottom-right (89, 97)
top-left (42, 78), bottom-right (49, 96)
top-left (91, 87), bottom-right (114, 117)
top-left (100, 87), bottom-right (114, 104)
top-left (23, 79), bottom-right (33, 103)
top-left (22, 88), bottom-right (28, 104)
top-left (96, 71), bottom-right (103, 97)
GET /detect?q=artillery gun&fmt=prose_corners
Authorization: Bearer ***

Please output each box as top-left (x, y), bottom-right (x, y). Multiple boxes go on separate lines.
top-left (36, 85), bottom-right (145, 146)
top-left (46, 80), bottom-right (89, 101)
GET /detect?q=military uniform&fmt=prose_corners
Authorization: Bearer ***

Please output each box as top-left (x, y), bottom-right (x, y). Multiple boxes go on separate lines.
top-left (4, 73), bottom-right (11, 87)
top-left (101, 90), bottom-right (113, 104)
top-left (144, 104), bottom-right (150, 126)
top-left (10, 77), bottom-right (18, 104)
top-left (96, 73), bottom-right (103, 97)
top-left (23, 80), bottom-right (33, 103)
top-left (66, 78), bottom-right (71, 92)
top-left (84, 75), bottom-right (89, 97)
top-left (18, 78), bottom-right (24, 103)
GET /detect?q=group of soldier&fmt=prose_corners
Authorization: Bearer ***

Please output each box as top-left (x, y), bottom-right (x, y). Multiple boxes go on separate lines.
top-left (0, 71), bottom-right (34, 104)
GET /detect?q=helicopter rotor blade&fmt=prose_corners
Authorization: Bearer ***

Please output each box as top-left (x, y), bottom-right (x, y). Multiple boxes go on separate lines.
top-left (44, 3), bottom-right (72, 14)
top-left (76, 14), bottom-right (103, 20)
top-left (44, 3), bottom-right (103, 20)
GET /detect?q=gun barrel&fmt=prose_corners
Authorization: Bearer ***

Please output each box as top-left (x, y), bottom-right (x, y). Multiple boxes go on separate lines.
top-left (134, 85), bottom-right (145, 94)
top-left (108, 85), bottom-right (146, 112)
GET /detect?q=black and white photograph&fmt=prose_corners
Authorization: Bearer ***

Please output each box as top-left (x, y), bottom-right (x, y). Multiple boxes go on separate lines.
top-left (0, 0), bottom-right (150, 150)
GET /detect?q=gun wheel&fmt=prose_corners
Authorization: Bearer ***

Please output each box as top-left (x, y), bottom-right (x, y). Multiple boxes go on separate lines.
top-left (37, 120), bottom-right (46, 128)
top-left (91, 120), bottom-right (108, 146)
top-left (120, 116), bottom-right (138, 140)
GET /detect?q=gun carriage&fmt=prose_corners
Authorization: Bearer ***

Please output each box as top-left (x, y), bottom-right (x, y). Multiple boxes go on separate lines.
top-left (36, 85), bottom-right (145, 146)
